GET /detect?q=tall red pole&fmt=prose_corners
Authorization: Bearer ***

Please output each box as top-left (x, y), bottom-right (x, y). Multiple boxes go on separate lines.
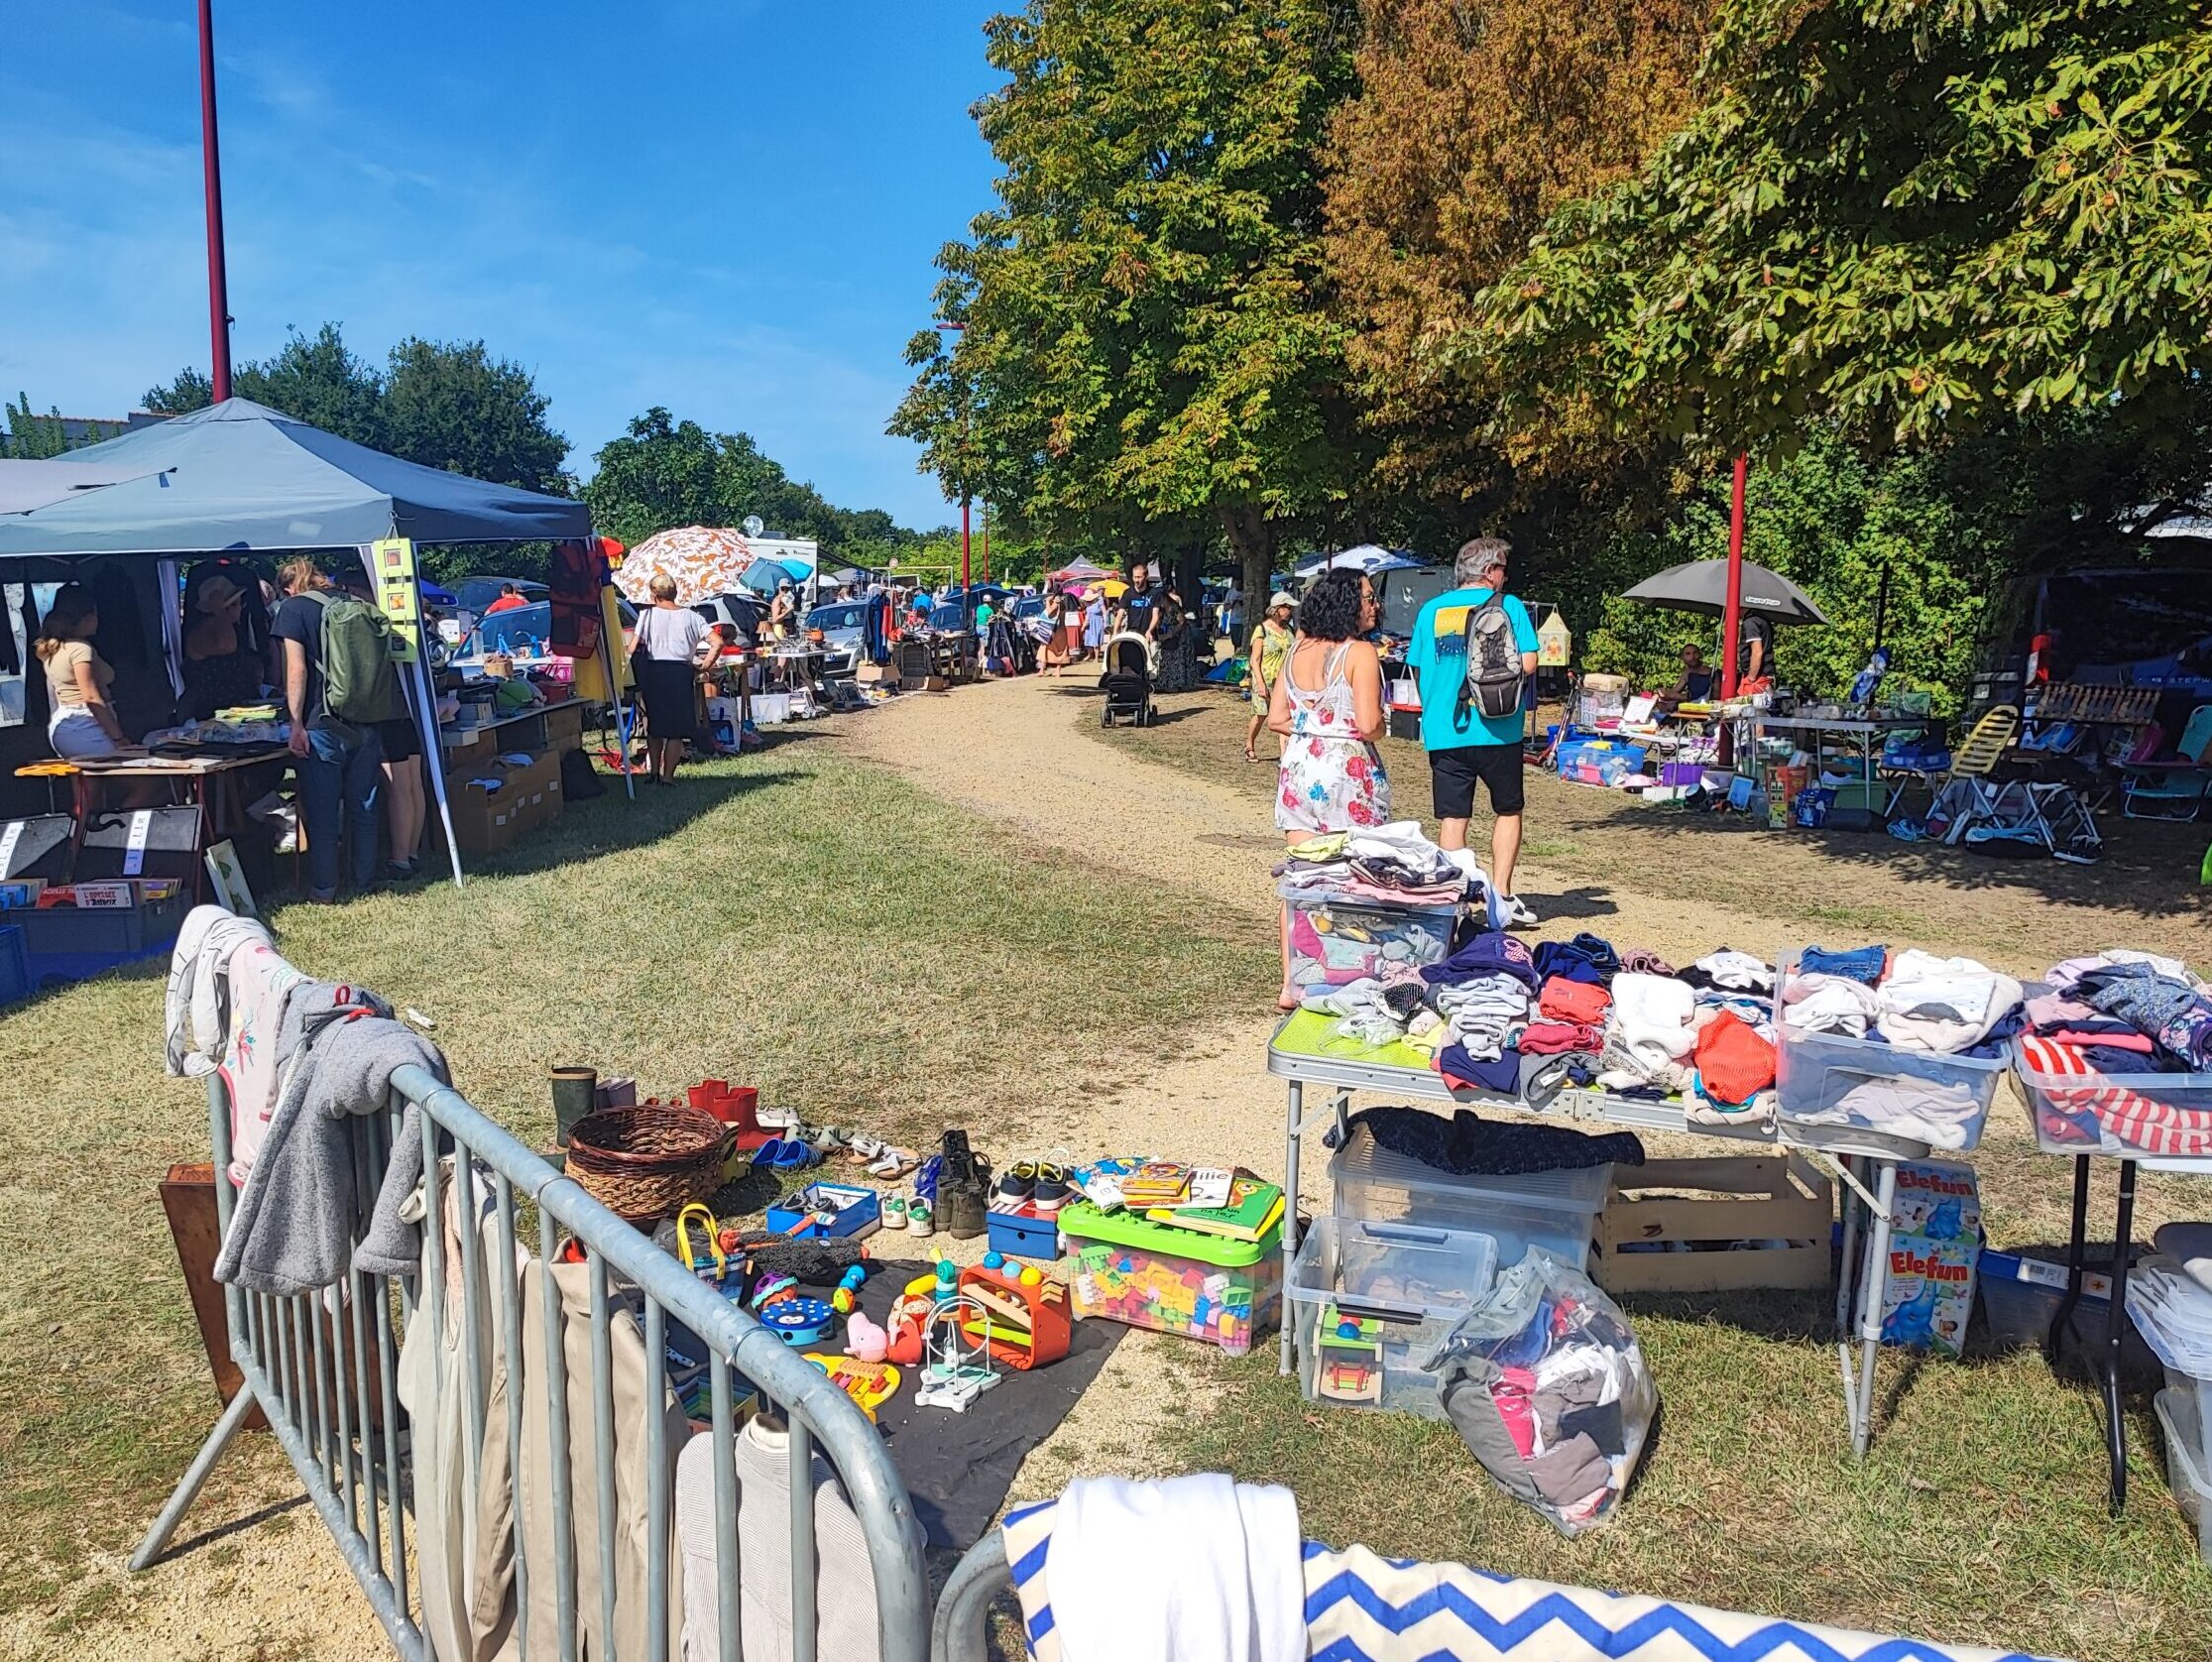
top-left (1720, 452), bottom-right (1747, 699)
top-left (960, 496), bottom-right (973, 621)
top-left (198, 0), bottom-right (233, 401)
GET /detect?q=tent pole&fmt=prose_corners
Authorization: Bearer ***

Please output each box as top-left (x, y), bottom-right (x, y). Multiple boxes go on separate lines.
top-left (1721, 453), bottom-right (1747, 701)
top-left (370, 544), bottom-right (463, 890)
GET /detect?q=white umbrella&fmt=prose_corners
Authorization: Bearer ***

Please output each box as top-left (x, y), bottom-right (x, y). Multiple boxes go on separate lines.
top-left (614, 525), bottom-right (758, 606)
top-left (1295, 544), bottom-right (1424, 579)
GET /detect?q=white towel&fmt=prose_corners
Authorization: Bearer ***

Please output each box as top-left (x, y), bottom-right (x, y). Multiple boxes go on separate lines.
top-left (1046, 1475), bottom-right (1303, 1662)
top-left (1875, 950), bottom-right (2023, 1054)
top-left (1608, 973), bottom-right (1698, 1073)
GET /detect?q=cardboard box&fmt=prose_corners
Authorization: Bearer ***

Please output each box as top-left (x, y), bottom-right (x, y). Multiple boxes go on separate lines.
top-left (916, 675), bottom-right (950, 693)
top-left (856, 663), bottom-right (899, 686)
top-left (1596, 1156), bottom-right (1833, 1295)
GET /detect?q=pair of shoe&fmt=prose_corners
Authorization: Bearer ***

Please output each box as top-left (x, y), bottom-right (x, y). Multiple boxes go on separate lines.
top-left (882, 1196), bottom-right (935, 1234)
top-left (995, 1160), bottom-right (1070, 1212)
top-left (752, 1138), bottom-right (819, 1170)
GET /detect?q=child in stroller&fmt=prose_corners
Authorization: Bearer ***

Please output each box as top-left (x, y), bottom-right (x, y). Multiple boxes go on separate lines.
top-left (1098, 631), bottom-right (1156, 727)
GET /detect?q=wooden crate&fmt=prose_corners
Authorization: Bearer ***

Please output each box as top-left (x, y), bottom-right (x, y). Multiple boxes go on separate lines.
top-left (1594, 1155), bottom-right (1832, 1294)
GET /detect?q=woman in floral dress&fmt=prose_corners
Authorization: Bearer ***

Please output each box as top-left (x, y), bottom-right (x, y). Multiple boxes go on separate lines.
top-left (1267, 569), bottom-right (1389, 1005)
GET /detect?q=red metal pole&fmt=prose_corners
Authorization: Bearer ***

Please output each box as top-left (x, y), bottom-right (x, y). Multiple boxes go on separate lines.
top-left (1720, 452), bottom-right (1747, 699)
top-left (198, 0), bottom-right (233, 401)
top-left (961, 496), bottom-right (973, 603)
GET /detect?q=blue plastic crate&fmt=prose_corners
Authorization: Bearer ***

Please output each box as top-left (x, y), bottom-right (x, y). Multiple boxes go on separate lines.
top-left (988, 1207), bottom-right (1062, 1261)
top-left (0, 926), bottom-right (27, 1007)
top-left (25, 940), bottom-right (173, 994)
top-left (765, 1181), bottom-right (880, 1241)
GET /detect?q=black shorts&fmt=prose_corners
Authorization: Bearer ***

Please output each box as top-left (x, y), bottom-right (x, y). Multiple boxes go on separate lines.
top-left (1431, 742), bottom-right (1525, 819)
top-left (377, 716), bottom-right (421, 764)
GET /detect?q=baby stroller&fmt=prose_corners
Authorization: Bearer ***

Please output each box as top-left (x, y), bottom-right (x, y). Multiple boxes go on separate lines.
top-left (1098, 631), bottom-right (1157, 727)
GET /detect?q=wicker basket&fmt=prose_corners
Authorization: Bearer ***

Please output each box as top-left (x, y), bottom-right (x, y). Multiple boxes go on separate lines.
top-left (563, 1106), bottom-right (730, 1223)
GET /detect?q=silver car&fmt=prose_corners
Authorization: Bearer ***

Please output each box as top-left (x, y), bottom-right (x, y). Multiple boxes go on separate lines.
top-left (804, 601), bottom-right (869, 675)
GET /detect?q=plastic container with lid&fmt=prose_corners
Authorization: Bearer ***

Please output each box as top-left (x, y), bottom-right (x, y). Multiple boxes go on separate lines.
top-left (2012, 1037), bottom-right (2212, 1160)
top-left (1058, 1201), bottom-right (1282, 1357)
top-left (1282, 895), bottom-right (1458, 993)
top-left (1328, 1127), bottom-right (1610, 1270)
top-left (1772, 954), bottom-right (2006, 1150)
top-left (1288, 1217), bottom-right (1497, 1418)
top-left (2154, 1388), bottom-right (2211, 1568)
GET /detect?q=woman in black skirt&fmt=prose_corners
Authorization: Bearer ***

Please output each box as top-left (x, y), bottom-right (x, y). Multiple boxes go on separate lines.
top-left (631, 573), bottom-right (709, 784)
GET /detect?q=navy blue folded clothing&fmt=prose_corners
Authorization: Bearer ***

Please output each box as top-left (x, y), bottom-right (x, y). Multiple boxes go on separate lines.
top-left (1957, 1006), bottom-right (2028, 1061)
top-left (1800, 943), bottom-right (1889, 985)
top-left (1421, 931), bottom-right (1541, 993)
top-left (1341, 1105), bottom-right (1644, 1174)
top-left (1534, 932), bottom-right (1622, 986)
top-left (1440, 1042), bottom-right (1526, 1097)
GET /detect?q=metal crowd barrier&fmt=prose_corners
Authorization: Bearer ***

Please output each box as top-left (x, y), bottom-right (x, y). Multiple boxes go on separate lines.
top-left (134, 1062), bottom-right (932, 1662)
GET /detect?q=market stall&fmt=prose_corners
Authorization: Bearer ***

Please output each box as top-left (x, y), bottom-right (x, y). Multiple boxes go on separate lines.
top-left (0, 399), bottom-right (621, 914)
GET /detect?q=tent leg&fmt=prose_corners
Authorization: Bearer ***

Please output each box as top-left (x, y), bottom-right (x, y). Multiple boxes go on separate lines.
top-left (411, 641), bottom-right (463, 890)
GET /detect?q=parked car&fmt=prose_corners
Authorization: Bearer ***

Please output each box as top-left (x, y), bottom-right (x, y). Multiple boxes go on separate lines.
top-left (804, 601), bottom-right (869, 674)
top-left (453, 576), bottom-right (548, 616)
top-left (462, 597), bottom-right (636, 658)
top-left (690, 592), bottom-right (766, 644)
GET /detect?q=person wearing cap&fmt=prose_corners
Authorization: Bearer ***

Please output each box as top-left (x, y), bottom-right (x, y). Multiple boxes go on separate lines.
top-left (768, 578), bottom-right (798, 642)
top-left (180, 571), bottom-right (267, 721)
top-left (1243, 590), bottom-right (1297, 763)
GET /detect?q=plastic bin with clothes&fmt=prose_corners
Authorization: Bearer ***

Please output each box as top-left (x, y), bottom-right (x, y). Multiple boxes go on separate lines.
top-left (1282, 897), bottom-right (1457, 992)
top-left (1287, 1217), bottom-right (1498, 1420)
top-left (1421, 1247), bottom-right (1657, 1537)
top-left (2154, 1389), bottom-right (2212, 1568)
top-left (1329, 1126), bottom-right (1611, 1270)
top-left (1770, 949), bottom-right (2010, 1150)
top-left (2013, 1038), bottom-right (2212, 1159)
top-left (2128, 1252), bottom-right (2212, 1463)
top-left (1059, 1201), bottom-right (1282, 1357)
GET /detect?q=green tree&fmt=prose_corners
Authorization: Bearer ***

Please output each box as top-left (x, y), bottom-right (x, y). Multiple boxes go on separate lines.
top-left (139, 368), bottom-right (212, 416)
top-left (1454, 0), bottom-right (2212, 452)
top-left (383, 337), bottom-right (571, 495)
top-left (891, 0), bottom-right (1365, 604)
top-left (2, 395), bottom-right (74, 458)
top-left (583, 408), bottom-right (925, 562)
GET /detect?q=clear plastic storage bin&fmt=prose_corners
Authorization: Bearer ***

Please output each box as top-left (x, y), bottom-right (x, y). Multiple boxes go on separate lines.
top-left (1288, 1217), bottom-right (1497, 1419)
top-left (2013, 1040), bottom-right (2212, 1159)
top-left (1329, 1127), bottom-right (1610, 1270)
top-left (1059, 1202), bottom-right (1282, 1357)
top-left (1283, 897), bottom-right (1458, 992)
top-left (1772, 957), bottom-right (2005, 1150)
top-left (2154, 1388), bottom-right (2212, 1568)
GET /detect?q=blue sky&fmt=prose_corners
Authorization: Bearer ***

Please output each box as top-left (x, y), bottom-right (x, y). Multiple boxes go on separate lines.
top-left (1, 1), bottom-right (1001, 528)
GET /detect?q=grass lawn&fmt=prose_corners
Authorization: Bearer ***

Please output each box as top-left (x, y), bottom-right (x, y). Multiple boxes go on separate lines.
top-left (0, 743), bottom-right (1267, 1630)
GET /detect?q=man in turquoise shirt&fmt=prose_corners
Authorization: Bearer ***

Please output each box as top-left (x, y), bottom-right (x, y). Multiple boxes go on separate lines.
top-left (1407, 536), bottom-right (1541, 925)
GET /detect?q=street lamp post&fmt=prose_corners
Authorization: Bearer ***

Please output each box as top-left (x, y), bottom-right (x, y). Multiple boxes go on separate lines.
top-left (934, 321), bottom-right (973, 633)
top-left (197, 0), bottom-right (234, 400)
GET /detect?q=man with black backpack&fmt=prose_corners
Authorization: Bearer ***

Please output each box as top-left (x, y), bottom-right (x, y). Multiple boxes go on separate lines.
top-left (1407, 536), bottom-right (1541, 926)
top-left (274, 555), bottom-right (394, 902)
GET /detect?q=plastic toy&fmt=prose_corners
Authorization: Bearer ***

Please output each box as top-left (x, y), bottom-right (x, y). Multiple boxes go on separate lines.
top-left (983, 1250), bottom-right (1005, 1271)
top-left (1314, 1303), bottom-right (1383, 1404)
top-left (804, 1354), bottom-right (900, 1421)
top-left (931, 1260), bottom-right (961, 1304)
top-left (750, 1273), bottom-right (798, 1310)
top-left (845, 1310), bottom-right (888, 1364)
top-left (885, 1294), bottom-right (932, 1365)
top-left (832, 1288), bottom-right (857, 1314)
top-left (955, 1263), bottom-right (1072, 1370)
top-left (914, 1296), bottom-right (1002, 1412)
top-left (764, 1181), bottom-right (882, 1241)
top-left (758, 1296), bottom-right (837, 1348)
top-left (1018, 1266), bottom-right (1043, 1288)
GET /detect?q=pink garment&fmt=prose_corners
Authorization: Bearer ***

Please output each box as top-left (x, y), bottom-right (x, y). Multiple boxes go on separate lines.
top-left (1519, 1021), bottom-right (1604, 1055)
top-left (1491, 1376), bottom-right (1538, 1458)
top-left (220, 941), bottom-right (306, 1185)
top-left (2048, 1029), bottom-right (2154, 1052)
top-left (1538, 978), bottom-right (1611, 1025)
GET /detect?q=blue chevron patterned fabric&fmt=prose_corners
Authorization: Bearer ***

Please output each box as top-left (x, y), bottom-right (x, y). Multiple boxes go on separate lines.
top-left (999, 1502), bottom-right (2063, 1662)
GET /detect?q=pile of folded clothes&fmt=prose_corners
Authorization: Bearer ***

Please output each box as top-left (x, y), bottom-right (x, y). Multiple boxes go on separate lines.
top-left (1276, 821), bottom-right (1478, 910)
top-left (2019, 950), bottom-right (2212, 1156)
top-left (1773, 945), bottom-right (2025, 1147)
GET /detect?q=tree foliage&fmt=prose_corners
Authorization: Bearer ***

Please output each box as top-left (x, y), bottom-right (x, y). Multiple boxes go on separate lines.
top-left (582, 408), bottom-right (923, 564)
top-left (890, 0), bottom-right (1363, 601)
top-left (1323, 0), bottom-right (1707, 495)
top-left (1454, 0), bottom-right (2212, 452)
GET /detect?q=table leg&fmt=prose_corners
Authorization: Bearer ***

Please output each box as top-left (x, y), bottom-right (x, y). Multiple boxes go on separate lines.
top-left (1281, 1077), bottom-right (1302, 1376)
top-left (1850, 1159), bottom-right (1898, 1459)
top-left (191, 775), bottom-right (213, 903)
top-left (2045, 1156), bottom-right (2093, 1365)
top-left (2102, 1161), bottom-right (2139, 1515)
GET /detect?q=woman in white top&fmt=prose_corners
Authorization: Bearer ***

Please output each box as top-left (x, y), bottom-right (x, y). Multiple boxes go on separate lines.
top-left (630, 574), bottom-right (710, 785)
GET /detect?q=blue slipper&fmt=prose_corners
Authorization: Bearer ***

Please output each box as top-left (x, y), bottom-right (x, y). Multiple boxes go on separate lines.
top-left (770, 1139), bottom-right (819, 1171)
top-left (752, 1138), bottom-right (792, 1168)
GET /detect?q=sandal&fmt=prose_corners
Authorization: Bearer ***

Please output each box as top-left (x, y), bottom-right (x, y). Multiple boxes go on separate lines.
top-left (867, 1146), bottom-right (917, 1180)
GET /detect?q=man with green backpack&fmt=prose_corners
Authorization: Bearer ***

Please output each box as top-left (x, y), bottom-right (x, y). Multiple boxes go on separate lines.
top-left (274, 556), bottom-right (396, 901)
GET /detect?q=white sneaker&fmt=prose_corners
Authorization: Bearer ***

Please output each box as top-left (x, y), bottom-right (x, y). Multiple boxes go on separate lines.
top-left (1496, 893), bottom-right (1539, 929)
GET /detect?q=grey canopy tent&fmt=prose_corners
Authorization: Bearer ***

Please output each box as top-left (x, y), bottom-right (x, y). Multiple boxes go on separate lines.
top-left (0, 398), bottom-right (621, 887)
top-left (0, 457), bottom-right (166, 516)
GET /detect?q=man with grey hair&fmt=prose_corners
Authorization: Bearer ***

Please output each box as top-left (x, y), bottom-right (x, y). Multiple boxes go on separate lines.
top-left (1405, 535), bottom-right (1541, 925)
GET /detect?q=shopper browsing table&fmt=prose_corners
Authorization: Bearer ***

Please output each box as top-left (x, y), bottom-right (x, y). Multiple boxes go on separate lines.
top-left (632, 573), bottom-right (710, 785)
top-left (1269, 570), bottom-right (1390, 1007)
top-left (273, 556), bottom-right (387, 903)
top-left (1407, 536), bottom-right (1540, 927)
top-left (1243, 591), bottom-right (1295, 763)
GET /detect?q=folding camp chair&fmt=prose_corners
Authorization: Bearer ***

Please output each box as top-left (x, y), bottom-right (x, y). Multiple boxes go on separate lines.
top-left (1929, 777), bottom-right (2103, 863)
top-left (2120, 703), bottom-right (2212, 821)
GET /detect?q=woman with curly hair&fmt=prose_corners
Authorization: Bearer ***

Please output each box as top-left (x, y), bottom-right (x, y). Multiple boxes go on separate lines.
top-left (1267, 568), bottom-right (1389, 1005)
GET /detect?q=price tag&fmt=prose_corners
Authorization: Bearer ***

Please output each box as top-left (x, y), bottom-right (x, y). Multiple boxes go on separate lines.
top-left (0, 821), bottom-right (22, 878)
top-left (124, 809), bottom-right (153, 876)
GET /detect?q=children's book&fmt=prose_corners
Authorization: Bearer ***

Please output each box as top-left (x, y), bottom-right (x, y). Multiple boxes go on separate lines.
top-left (1146, 1175), bottom-right (1285, 1243)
